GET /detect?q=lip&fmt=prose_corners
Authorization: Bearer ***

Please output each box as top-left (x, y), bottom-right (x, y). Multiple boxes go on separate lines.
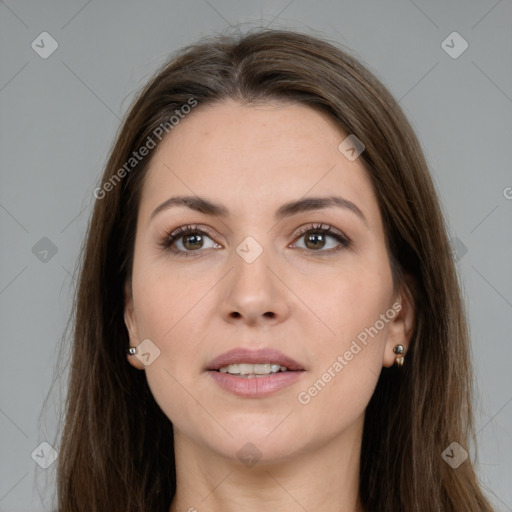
top-left (206, 348), bottom-right (304, 371)
top-left (206, 348), bottom-right (305, 398)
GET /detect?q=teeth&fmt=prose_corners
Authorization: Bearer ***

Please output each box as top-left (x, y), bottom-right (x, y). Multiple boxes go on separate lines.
top-left (218, 363), bottom-right (289, 375)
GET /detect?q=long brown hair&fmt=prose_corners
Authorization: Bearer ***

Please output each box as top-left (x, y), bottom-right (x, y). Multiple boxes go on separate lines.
top-left (56, 28), bottom-right (494, 511)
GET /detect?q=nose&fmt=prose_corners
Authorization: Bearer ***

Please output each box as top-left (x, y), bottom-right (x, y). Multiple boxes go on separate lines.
top-left (220, 241), bottom-right (291, 327)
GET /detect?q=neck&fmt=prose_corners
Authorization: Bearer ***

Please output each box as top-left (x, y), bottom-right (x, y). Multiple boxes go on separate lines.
top-left (169, 416), bottom-right (364, 512)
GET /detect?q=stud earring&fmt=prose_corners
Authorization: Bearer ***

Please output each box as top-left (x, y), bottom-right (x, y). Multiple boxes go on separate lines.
top-left (127, 347), bottom-right (137, 355)
top-left (393, 344), bottom-right (405, 367)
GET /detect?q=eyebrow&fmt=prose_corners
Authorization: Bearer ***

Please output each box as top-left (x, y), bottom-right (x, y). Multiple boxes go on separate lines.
top-left (150, 194), bottom-right (367, 225)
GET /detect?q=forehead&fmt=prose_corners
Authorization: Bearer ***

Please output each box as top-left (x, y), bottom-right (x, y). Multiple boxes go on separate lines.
top-left (139, 100), bottom-right (380, 228)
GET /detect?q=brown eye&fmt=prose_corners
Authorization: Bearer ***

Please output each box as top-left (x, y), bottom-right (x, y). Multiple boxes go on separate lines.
top-left (291, 224), bottom-right (351, 253)
top-left (160, 225), bottom-right (221, 256)
top-left (182, 233), bottom-right (205, 251)
top-left (304, 232), bottom-right (327, 250)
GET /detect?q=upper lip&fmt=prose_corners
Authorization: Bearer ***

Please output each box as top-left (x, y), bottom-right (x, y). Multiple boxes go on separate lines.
top-left (207, 348), bottom-right (304, 371)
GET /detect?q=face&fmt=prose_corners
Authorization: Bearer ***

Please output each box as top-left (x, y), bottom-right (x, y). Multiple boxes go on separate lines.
top-left (124, 100), bottom-right (414, 465)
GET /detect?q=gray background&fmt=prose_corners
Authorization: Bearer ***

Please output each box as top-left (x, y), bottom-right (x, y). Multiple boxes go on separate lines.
top-left (1, 0), bottom-right (511, 510)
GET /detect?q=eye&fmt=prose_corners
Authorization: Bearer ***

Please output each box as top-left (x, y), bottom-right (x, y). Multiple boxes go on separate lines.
top-left (290, 223), bottom-right (351, 254)
top-left (160, 225), bottom-right (221, 256)
top-left (160, 223), bottom-right (351, 257)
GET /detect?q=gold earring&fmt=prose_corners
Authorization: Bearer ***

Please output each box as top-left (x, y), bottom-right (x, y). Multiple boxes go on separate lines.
top-left (393, 344), bottom-right (405, 367)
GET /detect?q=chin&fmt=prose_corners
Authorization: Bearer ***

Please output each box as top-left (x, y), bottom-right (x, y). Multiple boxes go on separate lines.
top-left (196, 420), bottom-right (311, 465)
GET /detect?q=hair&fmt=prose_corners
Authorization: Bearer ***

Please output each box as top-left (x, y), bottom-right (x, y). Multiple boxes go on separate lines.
top-left (55, 28), bottom-right (494, 511)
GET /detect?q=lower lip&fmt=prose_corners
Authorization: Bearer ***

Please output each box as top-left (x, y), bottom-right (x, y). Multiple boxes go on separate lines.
top-left (208, 371), bottom-right (304, 398)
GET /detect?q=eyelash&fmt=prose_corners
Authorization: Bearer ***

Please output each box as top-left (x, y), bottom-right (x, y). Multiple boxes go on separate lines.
top-left (159, 223), bottom-right (352, 257)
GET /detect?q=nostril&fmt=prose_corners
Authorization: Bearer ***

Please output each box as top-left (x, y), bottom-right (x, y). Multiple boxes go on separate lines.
top-left (228, 311), bottom-right (275, 319)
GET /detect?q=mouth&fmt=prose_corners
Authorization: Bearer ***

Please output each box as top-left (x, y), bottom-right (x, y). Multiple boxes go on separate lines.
top-left (218, 362), bottom-right (291, 378)
top-left (206, 348), bottom-right (305, 397)
top-left (207, 347), bottom-right (304, 373)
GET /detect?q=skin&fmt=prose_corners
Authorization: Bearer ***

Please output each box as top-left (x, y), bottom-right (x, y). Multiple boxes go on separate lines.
top-left (124, 100), bottom-right (415, 512)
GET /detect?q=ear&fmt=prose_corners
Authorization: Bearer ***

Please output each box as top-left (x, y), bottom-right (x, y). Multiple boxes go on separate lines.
top-left (382, 278), bottom-right (415, 368)
top-left (124, 280), bottom-right (145, 370)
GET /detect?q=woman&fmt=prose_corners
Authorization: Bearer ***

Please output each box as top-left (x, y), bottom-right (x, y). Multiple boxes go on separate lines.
top-left (57, 28), bottom-right (494, 511)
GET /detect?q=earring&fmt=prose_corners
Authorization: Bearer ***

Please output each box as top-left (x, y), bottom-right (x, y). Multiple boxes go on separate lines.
top-left (127, 347), bottom-right (137, 355)
top-left (393, 344), bottom-right (405, 367)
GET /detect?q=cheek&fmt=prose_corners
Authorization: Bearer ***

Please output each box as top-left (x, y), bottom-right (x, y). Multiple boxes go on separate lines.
top-left (295, 355), bottom-right (380, 445)
top-left (130, 266), bottom-right (215, 422)
top-left (319, 258), bottom-right (394, 347)
top-left (298, 257), bottom-right (393, 412)
top-left (131, 258), bottom-right (210, 342)
top-left (296, 289), bottom-right (392, 433)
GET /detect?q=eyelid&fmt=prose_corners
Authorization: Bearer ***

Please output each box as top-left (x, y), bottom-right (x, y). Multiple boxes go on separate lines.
top-left (290, 223), bottom-right (352, 250)
top-left (168, 224), bottom-right (215, 239)
top-left (292, 222), bottom-right (347, 240)
top-left (159, 224), bottom-right (219, 249)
